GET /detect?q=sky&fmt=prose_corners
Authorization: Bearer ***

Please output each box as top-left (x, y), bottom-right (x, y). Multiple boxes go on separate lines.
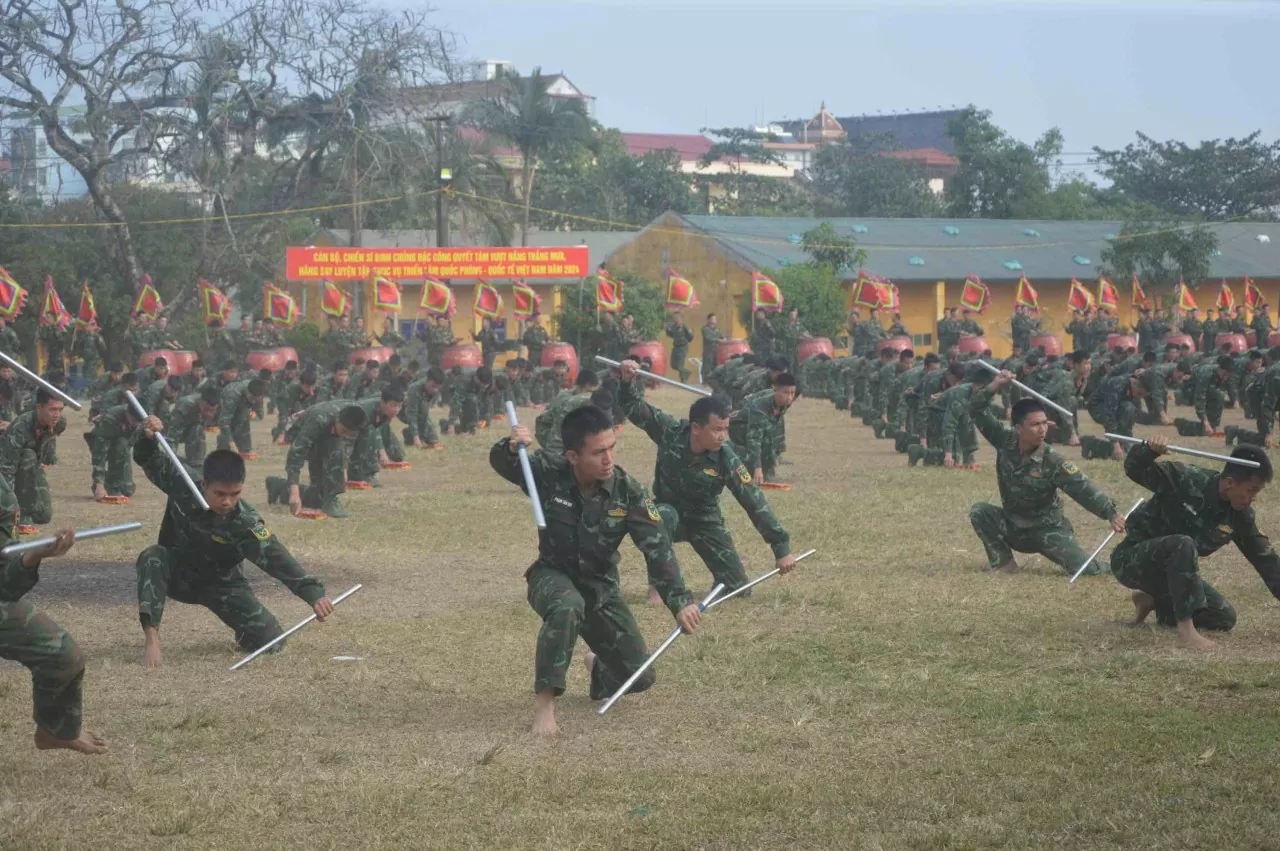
top-left (414, 0), bottom-right (1280, 178)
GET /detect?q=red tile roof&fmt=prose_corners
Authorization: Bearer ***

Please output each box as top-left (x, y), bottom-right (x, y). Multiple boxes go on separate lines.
top-left (878, 147), bottom-right (959, 168)
top-left (621, 133), bottom-right (714, 162)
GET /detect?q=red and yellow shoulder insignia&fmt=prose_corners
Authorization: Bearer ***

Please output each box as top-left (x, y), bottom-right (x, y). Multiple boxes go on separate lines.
top-left (1061, 461), bottom-right (1080, 475)
top-left (643, 497), bottom-right (661, 523)
top-left (735, 463), bottom-right (751, 484)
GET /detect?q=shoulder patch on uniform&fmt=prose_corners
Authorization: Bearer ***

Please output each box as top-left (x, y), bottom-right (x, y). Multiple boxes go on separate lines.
top-left (643, 497), bottom-right (661, 523)
top-left (1060, 461), bottom-right (1080, 475)
top-left (1218, 524), bottom-right (1233, 535)
top-left (703, 467), bottom-right (719, 477)
top-left (735, 463), bottom-right (751, 484)
top-left (608, 507), bottom-right (627, 517)
top-left (251, 521), bottom-right (270, 541)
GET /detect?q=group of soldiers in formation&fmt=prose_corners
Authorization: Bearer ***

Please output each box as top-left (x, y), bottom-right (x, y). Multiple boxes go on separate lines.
top-left (6, 295), bottom-right (1280, 751)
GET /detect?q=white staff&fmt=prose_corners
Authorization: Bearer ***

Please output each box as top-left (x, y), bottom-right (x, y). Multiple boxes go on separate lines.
top-left (598, 584), bottom-right (724, 715)
top-left (230, 583), bottom-right (363, 670)
top-left (1, 521), bottom-right (143, 556)
top-left (1069, 500), bottom-right (1144, 583)
top-left (595, 356), bottom-right (712, 397)
top-left (0, 349), bottom-right (82, 410)
top-left (976, 360), bottom-right (1074, 421)
top-left (1104, 433), bottom-right (1259, 468)
top-left (504, 401), bottom-right (547, 530)
top-left (706, 548), bottom-right (817, 610)
top-left (126, 391), bottom-right (209, 510)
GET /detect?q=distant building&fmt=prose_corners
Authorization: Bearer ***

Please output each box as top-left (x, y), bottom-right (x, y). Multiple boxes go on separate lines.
top-left (395, 60), bottom-right (596, 121)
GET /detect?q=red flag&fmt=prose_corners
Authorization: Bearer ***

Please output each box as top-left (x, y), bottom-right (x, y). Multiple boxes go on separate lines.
top-left (596, 270), bottom-right (622, 313)
top-left (1245, 277), bottom-right (1264, 310)
top-left (473, 279), bottom-right (503, 319)
top-left (512, 280), bottom-right (540, 320)
top-left (264, 284), bottom-right (299, 328)
top-left (1175, 281), bottom-right (1198, 314)
top-left (198, 279), bottom-right (231, 325)
top-left (133, 274), bottom-right (163, 318)
top-left (882, 281), bottom-right (899, 311)
top-left (1217, 280), bottom-right (1235, 312)
top-left (420, 276), bottom-right (455, 317)
top-left (751, 272), bottom-right (783, 312)
top-left (1131, 275), bottom-right (1150, 309)
top-left (40, 276), bottom-right (72, 331)
top-left (1067, 278), bottom-right (1095, 311)
top-left (0, 267), bottom-right (28, 320)
top-left (373, 276), bottom-right (402, 312)
top-left (959, 274), bottom-right (989, 313)
top-left (665, 268), bottom-right (698, 308)
top-left (851, 271), bottom-right (884, 309)
top-left (1097, 275), bottom-right (1119, 309)
top-left (321, 280), bottom-right (350, 317)
top-left (76, 281), bottom-right (97, 329)
top-left (1015, 274), bottom-right (1039, 311)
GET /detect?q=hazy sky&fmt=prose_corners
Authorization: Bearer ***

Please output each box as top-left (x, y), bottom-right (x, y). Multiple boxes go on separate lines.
top-left (419, 0), bottom-right (1279, 178)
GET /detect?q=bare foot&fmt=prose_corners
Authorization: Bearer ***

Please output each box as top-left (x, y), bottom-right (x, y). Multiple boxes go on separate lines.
top-left (1177, 621), bottom-right (1216, 652)
top-left (34, 728), bottom-right (108, 755)
top-left (1067, 436), bottom-right (1081, 447)
top-left (646, 586), bottom-right (663, 606)
top-left (995, 559), bottom-right (1021, 575)
top-left (143, 633), bottom-right (162, 668)
top-left (531, 691), bottom-right (559, 736)
top-left (582, 651), bottom-right (597, 677)
top-left (1131, 591), bottom-right (1156, 624)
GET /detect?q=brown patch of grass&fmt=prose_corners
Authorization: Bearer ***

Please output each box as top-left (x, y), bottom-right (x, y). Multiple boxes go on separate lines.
top-left (2, 391), bottom-right (1280, 848)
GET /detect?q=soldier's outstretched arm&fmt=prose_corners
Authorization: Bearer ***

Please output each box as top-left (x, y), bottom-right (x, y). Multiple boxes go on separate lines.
top-left (969, 384), bottom-right (1012, 448)
top-left (0, 419), bottom-right (24, 483)
top-left (1232, 516), bottom-right (1280, 602)
top-left (238, 520), bottom-right (326, 605)
top-left (723, 447), bottom-right (791, 558)
top-left (1123, 437), bottom-right (1185, 493)
top-left (1052, 454), bottom-right (1118, 522)
top-left (132, 424), bottom-right (186, 497)
top-left (616, 363), bottom-right (675, 442)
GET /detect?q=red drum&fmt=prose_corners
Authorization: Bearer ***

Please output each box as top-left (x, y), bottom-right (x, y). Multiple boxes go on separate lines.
top-left (957, 336), bottom-right (989, 355)
top-left (797, 337), bottom-right (834, 363)
top-left (441, 344), bottom-right (483, 371)
top-left (246, 347), bottom-right (301, 373)
top-left (1165, 333), bottom-right (1196, 353)
top-left (349, 346), bottom-right (396, 366)
top-left (139, 349), bottom-right (197, 376)
top-left (1106, 334), bottom-right (1137, 352)
top-left (629, 340), bottom-right (667, 379)
top-left (1029, 334), bottom-right (1062, 356)
top-left (1269, 332), bottom-right (1280, 349)
top-left (1215, 333), bottom-right (1247, 353)
top-left (540, 342), bottom-right (579, 382)
top-left (1246, 331), bottom-right (1258, 348)
top-left (716, 339), bottom-right (751, 365)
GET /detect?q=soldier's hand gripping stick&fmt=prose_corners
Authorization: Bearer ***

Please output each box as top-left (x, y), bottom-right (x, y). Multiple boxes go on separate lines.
top-left (1, 522), bottom-right (143, 556)
top-left (1069, 499), bottom-right (1144, 583)
top-left (1104, 433), bottom-right (1260, 468)
top-left (230, 583), bottom-right (363, 670)
top-left (504, 401), bottom-right (547, 530)
top-left (705, 548), bottom-right (816, 610)
top-left (0, 349), bottom-right (82, 410)
top-left (598, 584), bottom-right (724, 716)
top-left (595, 356), bottom-right (712, 397)
top-left (126, 390), bottom-right (210, 511)
top-left (977, 359), bottom-right (1074, 421)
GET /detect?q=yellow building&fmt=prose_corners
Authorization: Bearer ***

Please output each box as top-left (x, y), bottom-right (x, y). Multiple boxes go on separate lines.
top-left (605, 213), bottom-right (1280, 361)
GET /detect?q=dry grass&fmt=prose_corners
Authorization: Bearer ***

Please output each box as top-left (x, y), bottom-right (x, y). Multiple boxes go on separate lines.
top-left (2, 389), bottom-right (1280, 849)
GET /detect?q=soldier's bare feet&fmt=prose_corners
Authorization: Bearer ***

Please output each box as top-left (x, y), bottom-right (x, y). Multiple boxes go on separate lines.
top-left (1131, 591), bottom-right (1155, 624)
top-left (646, 586), bottom-right (663, 606)
top-left (34, 728), bottom-right (108, 755)
top-left (583, 651), bottom-right (596, 677)
top-left (1176, 620), bottom-right (1216, 652)
top-left (143, 630), bottom-right (162, 668)
top-left (995, 559), bottom-right (1021, 574)
top-left (531, 690), bottom-right (559, 736)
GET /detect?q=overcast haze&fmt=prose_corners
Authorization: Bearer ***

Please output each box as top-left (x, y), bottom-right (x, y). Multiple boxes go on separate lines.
top-left (420, 0), bottom-right (1279, 174)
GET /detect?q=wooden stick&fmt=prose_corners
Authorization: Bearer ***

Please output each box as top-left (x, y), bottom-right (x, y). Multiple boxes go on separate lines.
top-left (595, 356), bottom-right (711, 397)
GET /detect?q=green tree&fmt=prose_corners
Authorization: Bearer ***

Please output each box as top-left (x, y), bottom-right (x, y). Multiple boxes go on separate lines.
top-left (944, 106), bottom-right (1063, 219)
top-left (801, 222), bottom-right (868, 274)
top-left (809, 136), bottom-right (942, 218)
top-left (1100, 213), bottom-right (1219, 302)
top-left (466, 67), bottom-right (594, 245)
top-left (553, 272), bottom-right (667, 356)
top-left (738, 265), bottom-right (847, 340)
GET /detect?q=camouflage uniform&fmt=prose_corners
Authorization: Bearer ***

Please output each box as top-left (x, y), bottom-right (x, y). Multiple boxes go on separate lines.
top-left (665, 321), bottom-right (695, 382)
top-left (1081, 374), bottom-right (1141, 460)
top-left (78, 330), bottom-right (106, 379)
top-left (85, 404), bottom-right (138, 497)
top-left (0, 478), bottom-right (88, 741)
top-left (938, 382), bottom-right (983, 465)
top-left (274, 380), bottom-right (320, 440)
top-left (490, 438), bottom-right (692, 698)
top-left (1111, 443), bottom-right (1280, 630)
top-left (0, 410), bottom-right (63, 524)
top-left (748, 316), bottom-right (775, 361)
top-left (400, 379), bottom-right (442, 445)
top-left (535, 390), bottom-right (596, 455)
top-left (701, 323), bottom-right (725, 377)
top-left (215, 379), bottom-right (257, 452)
top-left (521, 324), bottom-right (550, 369)
top-left (968, 386), bottom-right (1118, 574)
top-left (166, 393), bottom-right (213, 466)
top-left (444, 368), bottom-right (491, 435)
top-left (775, 320), bottom-right (806, 368)
top-left (275, 401), bottom-right (355, 514)
top-left (348, 398), bottom-right (404, 484)
top-left (134, 437), bottom-right (326, 651)
top-left (0, 325), bottom-right (22, 366)
top-left (1177, 361), bottom-right (1228, 435)
top-left (618, 379), bottom-right (789, 592)
top-left (728, 389), bottom-right (787, 481)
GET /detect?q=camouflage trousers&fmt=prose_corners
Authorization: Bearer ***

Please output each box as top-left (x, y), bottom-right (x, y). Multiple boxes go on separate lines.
top-left (969, 503), bottom-right (1102, 575)
top-left (0, 597), bottom-right (85, 741)
top-left (526, 565), bottom-right (652, 699)
top-left (671, 346), bottom-right (690, 383)
top-left (136, 545), bottom-right (285, 651)
top-left (13, 452), bottom-right (51, 525)
top-left (655, 504), bottom-right (748, 592)
top-left (1175, 415), bottom-right (1222, 436)
top-left (728, 434), bottom-right (778, 482)
top-left (1225, 424), bottom-right (1265, 447)
top-left (175, 421), bottom-right (208, 466)
top-left (914, 412), bottom-right (977, 466)
top-left (1111, 535), bottom-right (1237, 630)
top-left (1079, 435), bottom-right (1125, 460)
top-left (215, 414), bottom-right (253, 453)
top-left (85, 433), bottom-right (136, 497)
top-left (299, 431), bottom-right (349, 508)
top-left (347, 421), bottom-right (405, 482)
top-left (448, 394), bottom-right (481, 435)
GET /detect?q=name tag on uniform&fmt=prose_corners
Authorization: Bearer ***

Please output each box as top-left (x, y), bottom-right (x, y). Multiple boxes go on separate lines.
top-left (553, 497), bottom-right (574, 508)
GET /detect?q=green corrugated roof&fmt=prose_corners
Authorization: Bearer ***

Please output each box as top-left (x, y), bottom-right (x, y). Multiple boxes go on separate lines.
top-left (648, 215), bottom-right (1280, 283)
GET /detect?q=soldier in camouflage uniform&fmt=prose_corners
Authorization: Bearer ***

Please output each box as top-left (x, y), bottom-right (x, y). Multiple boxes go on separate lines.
top-left (77, 322), bottom-right (106, 380)
top-left (274, 367), bottom-right (320, 442)
top-left (401, 367), bottom-right (446, 448)
top-left (267, 360), bottom-right (299, 417)
top-left (134, 425), bottom-right (336, 666)
top-left (860, 348), bottom-right (896, 424)
top-left (728, 375), bottom-right (797, 485)
top-left (0, 510), bottom-right (108, 754)
top-left (873, 348), bottom-right (915, 439)
top-left (616, 359), bottom-right (796, 600)
top-left (1174, 356), bottom-right (1233, 437)
top-left (0, 317), bottom-right (22, 366)
top-left (86, 401), bottom-right (143, 499)
top-left (445, 365), bottom-right (495, 436)
top-left (140, 376), bottom-right (183, 425)
top-left (133, 355), bottom-right (170, 395)
top-left (893, 353), bottom-right (939, 452)
top-left (266, 401), bottom-right (370, 518)
top-left (0, 389), bottom-right (65, 528)
top-left (748, 310), bottom-right (775, 361)
top-left (907, 362), bottom-right (967, 467)
top-left (345, 387), bottom-right (406, 487)
top-left (491, 405), bottom-right (701, 734)
top-left (521, 313), bottom-right (550, 370)
top-left (215, 378), bottom-right (267, 456)
top-left (165, 388), bottom-right (221, 466)
top-left (665, 313), bottom-right (696, 383)
top-left (969, 371), bottom-right (1123, 575)
top-left (1081, 371), bottom-right (1152, 461)
top-left (775, 309), bottom-right (810, 369)
top-left (701, 314), bottom-right (725, 380)
top-left (472, 317), bottom-right (503, 370)
top-left (90, 373), bottom-right (139, 421)
top-left (1112, 437), bottom-right (1280, 651)
top-left (535, 370), bottom-right (602, 455)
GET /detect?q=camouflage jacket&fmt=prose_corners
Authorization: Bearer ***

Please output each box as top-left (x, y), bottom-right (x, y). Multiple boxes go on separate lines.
top-left (399, 379), bottom-right (441, 444)
top-left (1121, 444), bottom-right (1280, 600)
top-left (0, 409), bottom-right (62, 482)
top-left (665, 322), bottom-right (694, 351)
top-left (166, 393), bottom-right (212, 434)
top-left (0, 476), bottom-right (30, 601)
top-left (489, 438), bottom-right (692, 615)
top-left (522, 325), bottom-right (550, 359)
top-left (971, 387), bottom-right (1117, 529)
top-left (617, 378), bottom-right (790, 557)
top-left (1191, 362), bottom-right (1228, 421)
top-left (217, 379), bottom-right (257, 431)
top-left (534, 390), bottom-right (594, 454)
top-left (87, 405), bottom-right (137, 485)
top-left (134, 437), bottom-right (324, 603)
top-left (280, 380), bottom-right (320, 421)
top-left (284, 401), bottom-right (357, 485)
top-left (728, 389), bottom-right (786, 470)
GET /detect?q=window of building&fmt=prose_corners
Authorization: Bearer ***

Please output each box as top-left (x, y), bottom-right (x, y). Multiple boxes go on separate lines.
top-left (911, 333), bottom-right (933, 348)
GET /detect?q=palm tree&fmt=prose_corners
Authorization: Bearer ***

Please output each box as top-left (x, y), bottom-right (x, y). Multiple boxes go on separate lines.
top-left (465, 67), bottom-right (593, 245)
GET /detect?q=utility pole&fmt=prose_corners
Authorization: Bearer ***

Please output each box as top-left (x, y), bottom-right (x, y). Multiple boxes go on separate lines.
top-left (425, 115), bottom-right (452, 248)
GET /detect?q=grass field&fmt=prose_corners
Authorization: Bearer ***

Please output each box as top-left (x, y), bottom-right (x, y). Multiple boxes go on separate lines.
top-left (3, 388), bottom-right (1280, 850)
